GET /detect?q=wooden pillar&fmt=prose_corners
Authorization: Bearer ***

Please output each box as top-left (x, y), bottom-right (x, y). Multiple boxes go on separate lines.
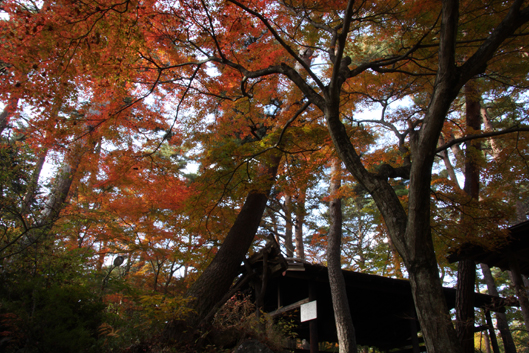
top-left (485, 310), bottom-right (500, 353)
top-left (309, 281), bottom-right (319, 353)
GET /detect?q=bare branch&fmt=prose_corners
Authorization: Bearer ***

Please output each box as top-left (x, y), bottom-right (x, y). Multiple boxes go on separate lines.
top-left (436, 126), bottom-right (529, 153)
top-left (227, 0), bottom-right (325, 92)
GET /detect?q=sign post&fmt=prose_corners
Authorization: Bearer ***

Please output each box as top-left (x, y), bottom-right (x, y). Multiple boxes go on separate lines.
top-left (300, 300), bottom-right (317, 322)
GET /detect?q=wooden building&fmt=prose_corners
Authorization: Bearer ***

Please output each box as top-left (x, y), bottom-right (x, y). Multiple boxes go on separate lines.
top-left (243, 242), bottom-right (515, 353)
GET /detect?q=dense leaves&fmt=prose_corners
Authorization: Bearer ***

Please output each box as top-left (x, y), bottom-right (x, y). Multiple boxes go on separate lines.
top-left (1, 0), bottom-right (529, 352)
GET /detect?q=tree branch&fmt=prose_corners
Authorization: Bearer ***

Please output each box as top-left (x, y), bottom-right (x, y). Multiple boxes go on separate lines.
top-left (227, 0), bottom-right (325, 92)
top-left (459, 0), bottom-right (529, 84)
top-left (436, 126), bottom-right (529, 153)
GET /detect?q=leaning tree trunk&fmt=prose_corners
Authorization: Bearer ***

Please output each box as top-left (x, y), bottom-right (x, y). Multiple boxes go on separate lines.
top-left (38, 147), bottom-right (82, 228)
top-left (174, 154), bottom-right (282, 332)
top-left (327, 158), bottom-right (357, 353)
top-left (28, 125), bottom-right (95, 245)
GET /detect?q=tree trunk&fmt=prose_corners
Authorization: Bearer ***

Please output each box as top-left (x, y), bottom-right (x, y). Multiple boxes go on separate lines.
top-left (408, 257), bottom-right (462, 352)
top-left (508, 255), bottom-right (529, 333)
top-left (483, 330), bottom-right (492, 353)
top-left (481, 263), bottom-right (517, 353)
top-left (325, 105), bottom-right (462, 353)
top-left (285, 194), bottom-right (294, 258)
top-left (523, 275), bottom-right (529, 297)
top-left (456, 259), bottom-right (476, 353)
top-left (295, 189), bottom-right (306, 260)
top-left (178, 154), bottom-right (282, 330)
top-left (0, 96), bottom-right (19, 135)
top-left (25, 125), bottom-right (95, 246)
top-left (21, 149), bottom-right (48, 215)
top-left (456, 80), bottom-right (481, 353)
top-left (439, 134), bottom-right (460, 186)
top-left (327, 158), bottom-right (357, 353)
top-left (38, 152), bottom-right (80, 227)
top-left (482, 108), bottom-right (501, 159)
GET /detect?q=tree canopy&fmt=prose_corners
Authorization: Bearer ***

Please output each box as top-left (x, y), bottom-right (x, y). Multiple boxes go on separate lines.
top-left (1, 0), bottom-right (529, 352)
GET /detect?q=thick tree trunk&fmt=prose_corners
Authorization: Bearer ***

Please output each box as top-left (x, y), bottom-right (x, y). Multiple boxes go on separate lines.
top-left (481, 263), bottom-right (517, 353)
top-left (327, 159), bottom-right (357, 353)
top-left (456, 259), bottom-right (476, 353)
top-left (180, 154), bottom-right (281, 329)
top-left (524, 275), bottom-right (529, 296)
top-left (409, 257), bottom-right (461, 352)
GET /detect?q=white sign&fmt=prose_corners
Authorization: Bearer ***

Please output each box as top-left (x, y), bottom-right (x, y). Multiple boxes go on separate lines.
top-left (300, 300), bottom-right (317, 322)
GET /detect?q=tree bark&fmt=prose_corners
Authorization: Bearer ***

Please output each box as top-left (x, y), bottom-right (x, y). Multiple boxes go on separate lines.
top-left (179, 154), bottom-right (282, 330)
top-left (482, 108), bottom-right (501, 159)
top-left (21, 149), bottom-right (48, 215)
top-left (481, 263), bottom-right (517, 353)
top-left (295, 189), bottom-right (306, 260)
top-left (285, 194), bottom-right (294, 258)
top-left (456, 259), bottom-right (476, 353)
top-left (456, 80), bottom-right (481, 353)
top-left (38, 150), bottom-right (81, 228)
top-left (327, 158), bottom-right (357, 353)
top-left (24, 124), bottom-right (96, 247)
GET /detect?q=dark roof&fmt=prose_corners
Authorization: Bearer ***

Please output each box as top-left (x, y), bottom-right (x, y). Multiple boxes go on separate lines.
top-left (447, 220), bottom-right (529, 276)
top-left (260, 263), bottom-right (507, 351)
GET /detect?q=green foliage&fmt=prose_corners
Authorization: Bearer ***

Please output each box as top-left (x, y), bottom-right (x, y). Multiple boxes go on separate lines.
top-left (139, 294), bottom-right (193, 331)
top-left (0, 142), bottom-right (32, 200)
top-left (0, 249), bottom-right (105, 353)
top-left (0, 141), bottom-right (41, 258)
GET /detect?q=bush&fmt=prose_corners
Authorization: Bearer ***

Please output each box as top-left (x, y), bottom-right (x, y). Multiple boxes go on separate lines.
top-left (0, 250), bottom-right (106, 352)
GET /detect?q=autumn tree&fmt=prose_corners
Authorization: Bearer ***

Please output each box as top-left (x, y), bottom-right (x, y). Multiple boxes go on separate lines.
top-left (178, 1), bottom-right (528, 351)
top-left (2, 1), bottom-right (529, 352)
